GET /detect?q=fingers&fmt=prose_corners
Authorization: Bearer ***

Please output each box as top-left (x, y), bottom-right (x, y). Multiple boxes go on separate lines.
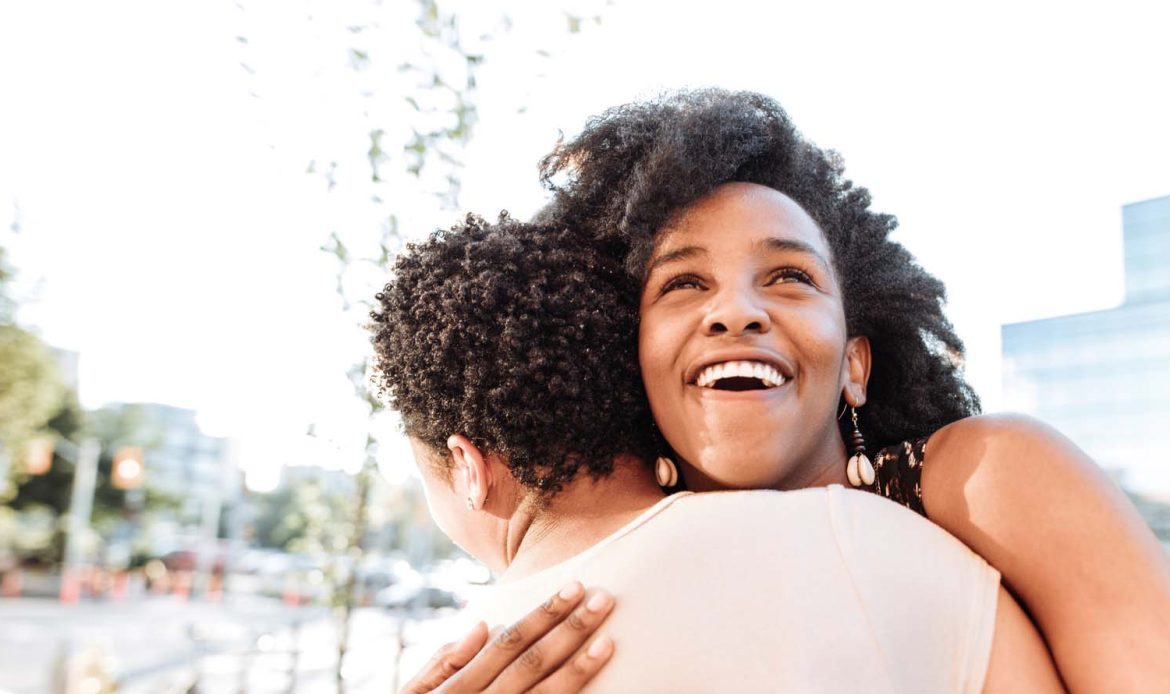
top-left (486, 590), bottom-right (615, 694)
top-left (454, 581), bottom-right (590, 690)
top-left (527, 635), bottom-right (614, 694)
top-left (399, 621), bottom-right (489, 694)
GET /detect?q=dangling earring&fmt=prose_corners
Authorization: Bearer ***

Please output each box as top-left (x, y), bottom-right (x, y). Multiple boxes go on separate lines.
top-left (846, 406), bottom-right (875, 488)
top-left (655, 456), bottom-right (679, 488)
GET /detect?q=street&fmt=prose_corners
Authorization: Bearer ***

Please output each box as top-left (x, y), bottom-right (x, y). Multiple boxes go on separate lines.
top-left (0, 595), bottom-right (466, 693)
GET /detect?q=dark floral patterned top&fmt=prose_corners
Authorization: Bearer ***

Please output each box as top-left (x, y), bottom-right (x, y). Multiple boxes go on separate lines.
top-left (859, 436), bottom-right (930, 517)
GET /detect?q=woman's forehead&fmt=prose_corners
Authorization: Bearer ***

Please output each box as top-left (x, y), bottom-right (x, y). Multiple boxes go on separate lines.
top-left (654, 182), bottom-right (829, 256)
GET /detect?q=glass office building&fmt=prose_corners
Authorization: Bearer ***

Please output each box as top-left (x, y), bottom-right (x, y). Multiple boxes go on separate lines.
top-left (1002, 195), bottom-right (1170, 497)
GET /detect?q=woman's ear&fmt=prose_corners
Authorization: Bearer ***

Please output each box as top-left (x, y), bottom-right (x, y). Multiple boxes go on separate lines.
top-left (447, 434), bottom-right (490, 510)
top-left (842, 335), bottom-right (872, 407)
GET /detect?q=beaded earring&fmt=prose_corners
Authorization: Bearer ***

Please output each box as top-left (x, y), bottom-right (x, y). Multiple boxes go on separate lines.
top-left (846, 406), bottom-right (875, 487)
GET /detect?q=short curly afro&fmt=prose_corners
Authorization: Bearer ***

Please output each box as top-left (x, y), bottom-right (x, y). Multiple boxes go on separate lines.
top-left (538, 88), bottom-right (981, 448)
top-left (369, 213), bottom-right (657, 494)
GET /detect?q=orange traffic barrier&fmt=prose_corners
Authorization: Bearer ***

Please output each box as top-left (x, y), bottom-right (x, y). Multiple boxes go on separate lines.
top-left (1, 569), bottom-right (22, 598)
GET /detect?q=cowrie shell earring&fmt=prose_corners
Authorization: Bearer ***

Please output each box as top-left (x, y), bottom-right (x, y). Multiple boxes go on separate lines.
top-left (655, 456), bottom-right (679, 488)
top-left (846, 406), bottom-right (875, 487)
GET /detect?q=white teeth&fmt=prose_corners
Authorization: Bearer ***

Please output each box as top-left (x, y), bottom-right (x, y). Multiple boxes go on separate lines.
top-left (694, 360), bottom-right (787, 388)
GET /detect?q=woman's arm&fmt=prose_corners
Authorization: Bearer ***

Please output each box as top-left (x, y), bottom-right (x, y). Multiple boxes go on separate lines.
top-left (984, 585), bottom-right (1064, 693)
top-left (924, 413), bottom-right (1170, 692)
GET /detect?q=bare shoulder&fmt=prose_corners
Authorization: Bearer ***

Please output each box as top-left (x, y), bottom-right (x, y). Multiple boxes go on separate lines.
top-left (926, 412), bottom-right (1076, 463)
top-left (921, 413), bottom-right (1096, 522)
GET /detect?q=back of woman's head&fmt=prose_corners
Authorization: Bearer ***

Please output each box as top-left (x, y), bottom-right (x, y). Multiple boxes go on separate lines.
top-left (540, 88), bottom-right (980, 447)
top-left (370, 213), bottom-right (657, 494)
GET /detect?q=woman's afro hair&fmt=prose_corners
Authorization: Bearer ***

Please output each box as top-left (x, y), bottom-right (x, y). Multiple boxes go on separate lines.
top-left (369, 213), bottom-right (657, 494)
top-left (537, 88), bottom-right (981, 448)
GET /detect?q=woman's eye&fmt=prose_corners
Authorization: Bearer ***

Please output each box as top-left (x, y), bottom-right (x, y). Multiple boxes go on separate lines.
top-left (767, 267), bottom-right (814, 286)
top-left (660, 274), bottom-right (704, 294)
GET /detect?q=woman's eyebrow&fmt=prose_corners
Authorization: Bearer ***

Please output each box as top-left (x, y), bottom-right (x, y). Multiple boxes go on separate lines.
top-left (646, 245), bottom-right (707, 274)
top-left (758, 238), bottom-right (831, 273)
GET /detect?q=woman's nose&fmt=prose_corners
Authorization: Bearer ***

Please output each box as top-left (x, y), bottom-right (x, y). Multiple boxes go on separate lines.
top-left (703, 289), bottom-right (771, 336)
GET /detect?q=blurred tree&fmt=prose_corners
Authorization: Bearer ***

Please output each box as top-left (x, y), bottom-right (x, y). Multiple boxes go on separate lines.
top-left (0, 242), bottom-right (67, 497)
top-left (0, 326), bottom-right (66, 466)
top-left (251, 480), bottom-right (352, 554)
top-left (239, 1), bottom-right (607, 687)
top-left (7, 395), bottom-right (84, 515)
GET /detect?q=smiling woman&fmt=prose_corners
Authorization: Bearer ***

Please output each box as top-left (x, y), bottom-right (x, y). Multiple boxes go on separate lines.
top-left (533, 88), bottom-right (1170, 691)
top-left (640, 183), bottom-right (865, 493)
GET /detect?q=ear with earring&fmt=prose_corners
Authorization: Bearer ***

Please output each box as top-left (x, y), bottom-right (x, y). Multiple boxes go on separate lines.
top-left (845, 405), bottom-right (875, 488)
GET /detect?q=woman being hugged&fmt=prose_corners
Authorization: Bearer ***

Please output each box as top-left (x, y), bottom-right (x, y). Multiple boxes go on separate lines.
top-left (374, 214), bottom-right (1058, 693)
top-left (534, 88), bottom-right (1170, 691)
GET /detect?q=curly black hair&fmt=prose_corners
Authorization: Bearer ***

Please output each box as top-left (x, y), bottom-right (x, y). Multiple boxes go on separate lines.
top-left (369, 213), bottom-right (657, 494)
top-left (538, 88), bottom-right (981, 448)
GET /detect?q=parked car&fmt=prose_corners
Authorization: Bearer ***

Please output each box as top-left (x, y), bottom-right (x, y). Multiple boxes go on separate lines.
top-left (375, 584), bottom-right (464, 611)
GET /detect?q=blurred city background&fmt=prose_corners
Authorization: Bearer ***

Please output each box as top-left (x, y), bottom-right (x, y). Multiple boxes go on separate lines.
top-left (1, 0), bottom-right (1168, 692)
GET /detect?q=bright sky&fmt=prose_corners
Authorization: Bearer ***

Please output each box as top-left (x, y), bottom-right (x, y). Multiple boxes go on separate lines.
top-left (2, 0), bottom-right (1168, 491)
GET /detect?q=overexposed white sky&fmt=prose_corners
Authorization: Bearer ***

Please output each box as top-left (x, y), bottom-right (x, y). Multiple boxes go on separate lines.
top-left (2, 0), bottom-right (1168, 491)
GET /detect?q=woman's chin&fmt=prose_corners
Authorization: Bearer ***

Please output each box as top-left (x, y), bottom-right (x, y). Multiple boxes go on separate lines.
top-left (687, 447), bottom-right (790, 492)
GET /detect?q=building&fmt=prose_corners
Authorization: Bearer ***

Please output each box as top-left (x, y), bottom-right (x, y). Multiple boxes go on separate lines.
top-left (1002, 195), bottom-right (1170, 497)
top-left (97, 402), bottom-right (240, 548)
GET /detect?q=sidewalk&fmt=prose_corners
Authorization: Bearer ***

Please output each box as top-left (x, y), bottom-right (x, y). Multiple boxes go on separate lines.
top-left (0, 595), bottom-right (463, 693)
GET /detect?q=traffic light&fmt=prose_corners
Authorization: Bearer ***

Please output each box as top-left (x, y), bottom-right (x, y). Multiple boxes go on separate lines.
top-left (24, 437), bottom-right (54, 475)
top-left (112, 447), bottom-right (145, 490)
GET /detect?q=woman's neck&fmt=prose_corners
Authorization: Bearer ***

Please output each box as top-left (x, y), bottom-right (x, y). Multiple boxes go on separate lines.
top-left (498, 457), bottom-right (667, 582)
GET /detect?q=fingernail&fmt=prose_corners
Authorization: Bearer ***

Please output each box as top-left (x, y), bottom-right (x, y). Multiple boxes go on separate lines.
top-left (459, 621), bottom-right (486, 644)
top-left (558, 581), bottom-right (583, 600)
top-left (586, 591), bottom-right (613, 612)
top-left (587, 635), bottom-right (613, 658)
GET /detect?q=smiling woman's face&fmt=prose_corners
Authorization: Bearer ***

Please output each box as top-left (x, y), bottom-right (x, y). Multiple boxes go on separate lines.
top-left (638, 182), bottom-right (870, 491)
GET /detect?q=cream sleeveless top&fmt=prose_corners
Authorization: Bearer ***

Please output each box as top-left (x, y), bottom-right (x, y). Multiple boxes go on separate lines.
top-left (469, 486), bottom-right (999, 693)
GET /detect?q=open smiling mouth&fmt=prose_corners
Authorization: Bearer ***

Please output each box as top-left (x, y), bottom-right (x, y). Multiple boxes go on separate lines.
top-left (693, 360), bottom-right (787, 392)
